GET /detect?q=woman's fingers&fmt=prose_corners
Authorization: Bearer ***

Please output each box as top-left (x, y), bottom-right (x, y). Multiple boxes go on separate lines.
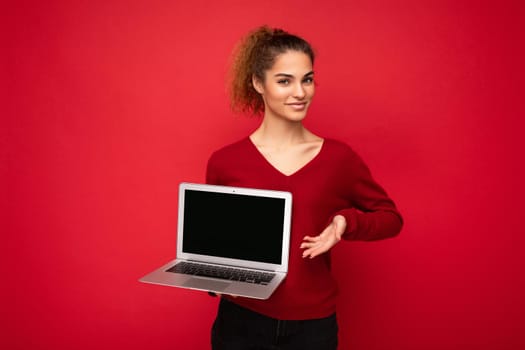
top-left (301, 216), bottom-right (346, 258)
top-left (303, 248), bottom-right (317, 258)
top-left (303, 245), bottom-right (325, 259)
top-left (301, 236), bottom-right (328, 258)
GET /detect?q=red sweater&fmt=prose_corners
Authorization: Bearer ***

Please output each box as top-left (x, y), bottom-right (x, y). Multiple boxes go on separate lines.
top-left (206, 137), bottom-right (403, 320)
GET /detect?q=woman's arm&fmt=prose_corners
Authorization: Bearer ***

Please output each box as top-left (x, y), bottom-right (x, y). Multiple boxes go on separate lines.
top-left (301, 145), bottom-right (403, 258)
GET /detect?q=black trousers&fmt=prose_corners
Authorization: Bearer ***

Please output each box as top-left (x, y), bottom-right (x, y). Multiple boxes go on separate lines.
top-left (211, 298), bottom-right (338, 350)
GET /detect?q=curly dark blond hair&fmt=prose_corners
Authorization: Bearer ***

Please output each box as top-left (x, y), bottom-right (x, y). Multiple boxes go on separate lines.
top-left (227, 26), bottom-right (315, 116)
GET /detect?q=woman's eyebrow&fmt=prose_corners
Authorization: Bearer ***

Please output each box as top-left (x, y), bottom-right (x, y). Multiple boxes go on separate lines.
top-left (273, 71), bottom-right (314, 78)
top-left (274, 73), bottom-right (294, 78)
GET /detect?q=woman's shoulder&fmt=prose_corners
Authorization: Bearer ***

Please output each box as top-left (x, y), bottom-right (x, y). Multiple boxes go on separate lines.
top-left (208, 137), bottom-right (252, 161)
top-left (323, 137), bottom-right (361, 159)
top-left (321, 138), bottom-right (372, 176)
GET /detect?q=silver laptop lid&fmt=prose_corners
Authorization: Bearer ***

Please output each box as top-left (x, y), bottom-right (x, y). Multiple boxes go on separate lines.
top-left (177, 183), bottom-right (292, 273)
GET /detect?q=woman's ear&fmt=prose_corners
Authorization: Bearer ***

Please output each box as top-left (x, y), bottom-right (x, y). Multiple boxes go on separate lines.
top-left (252, 75), bottom-right (264, 94)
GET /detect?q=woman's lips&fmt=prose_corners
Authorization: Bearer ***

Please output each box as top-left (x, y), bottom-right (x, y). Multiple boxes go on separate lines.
top-left (286, 102), bottom-right (307, 110)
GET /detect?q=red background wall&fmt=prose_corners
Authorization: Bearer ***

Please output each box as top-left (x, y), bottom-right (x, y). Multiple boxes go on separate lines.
top-left (5, 0), bottom-right (525, 349)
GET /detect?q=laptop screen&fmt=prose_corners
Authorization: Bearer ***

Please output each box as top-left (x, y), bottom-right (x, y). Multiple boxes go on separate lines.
top-left (182, 189), bottom-right (286, 264)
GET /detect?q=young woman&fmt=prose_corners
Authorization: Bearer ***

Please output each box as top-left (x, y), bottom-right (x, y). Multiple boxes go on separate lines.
top-left (206, 26), bottom-right (403, 350)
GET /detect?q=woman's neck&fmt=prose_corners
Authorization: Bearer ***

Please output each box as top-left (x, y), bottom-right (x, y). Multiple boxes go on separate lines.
top-left (251, 116), bottom-right (313, 148)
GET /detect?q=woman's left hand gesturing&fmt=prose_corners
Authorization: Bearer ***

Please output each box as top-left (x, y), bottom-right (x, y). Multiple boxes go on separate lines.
top-left (300, 215), bottom-right (347, 259)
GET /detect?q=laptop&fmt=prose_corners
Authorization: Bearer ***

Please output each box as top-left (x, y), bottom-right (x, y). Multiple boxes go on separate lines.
top-left (140, 182), bottom-right (292, 299)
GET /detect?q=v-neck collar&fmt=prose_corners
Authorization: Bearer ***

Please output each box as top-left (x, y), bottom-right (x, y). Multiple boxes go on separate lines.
top-left (246, 137), bottom-right (326, 178)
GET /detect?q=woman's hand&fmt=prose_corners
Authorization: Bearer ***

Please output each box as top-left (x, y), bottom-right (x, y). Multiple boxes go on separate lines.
top-left (300, 215), bottom-right (347, 259)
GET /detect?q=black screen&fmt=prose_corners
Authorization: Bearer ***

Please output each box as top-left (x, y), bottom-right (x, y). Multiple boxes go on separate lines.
top-left (182, 190), bottom-right (285, 264)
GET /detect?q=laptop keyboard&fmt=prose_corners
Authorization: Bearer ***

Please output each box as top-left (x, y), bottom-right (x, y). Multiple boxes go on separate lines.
top-left (167, 261), bottom-right (275, 285)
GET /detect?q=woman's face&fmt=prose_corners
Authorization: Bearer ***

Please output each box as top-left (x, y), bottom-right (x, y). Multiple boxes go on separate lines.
top-left (253, 50), bottom-right (315, 123)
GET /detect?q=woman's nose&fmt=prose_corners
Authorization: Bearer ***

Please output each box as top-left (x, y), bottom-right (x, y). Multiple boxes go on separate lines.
top-left (293, 83), bottom-right (306, 99)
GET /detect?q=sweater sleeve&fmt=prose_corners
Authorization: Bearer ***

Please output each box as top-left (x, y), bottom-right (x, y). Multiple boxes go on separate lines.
top-left (333, 148), bottom-right (403, 241)
top-left (205, 151), bottom-right (222, 185)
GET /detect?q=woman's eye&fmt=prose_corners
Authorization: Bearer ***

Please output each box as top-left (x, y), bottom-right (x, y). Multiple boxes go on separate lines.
top-left (277, 79), bottom-right (290, 85)
top-left (303, 77), bottom-right (314, 84)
